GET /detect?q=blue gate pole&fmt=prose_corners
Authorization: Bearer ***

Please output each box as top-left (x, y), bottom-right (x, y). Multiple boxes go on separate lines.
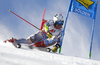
top-left (89, 19), bottom-right (95, 59)
top-left (89, 0), bottom-right (98, 59)
top-left (59, 0), bottom-right (73, 53)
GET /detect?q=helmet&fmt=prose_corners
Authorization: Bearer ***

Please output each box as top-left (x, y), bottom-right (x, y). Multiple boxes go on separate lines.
top-left (53, 14), bottom-right (64, 25)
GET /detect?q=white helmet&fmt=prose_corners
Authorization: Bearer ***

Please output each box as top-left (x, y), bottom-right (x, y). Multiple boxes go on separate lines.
top-left (53, 14), bottom-right (64, 25)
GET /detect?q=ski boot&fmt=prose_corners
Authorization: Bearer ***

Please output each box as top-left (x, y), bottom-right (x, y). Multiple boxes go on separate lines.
top-left (4, 38), bottom-right (21, 48)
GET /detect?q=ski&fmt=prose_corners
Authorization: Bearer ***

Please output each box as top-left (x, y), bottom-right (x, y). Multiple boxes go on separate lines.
top-left (29, 46), bottom-right (51, 52)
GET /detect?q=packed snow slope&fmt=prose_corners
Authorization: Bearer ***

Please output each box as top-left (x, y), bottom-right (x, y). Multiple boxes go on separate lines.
top-left (0, 41), bottom-right (100, 65)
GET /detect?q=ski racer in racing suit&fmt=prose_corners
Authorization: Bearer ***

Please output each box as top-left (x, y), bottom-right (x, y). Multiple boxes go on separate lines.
top-left (5, 14), bottom-right (64, 53)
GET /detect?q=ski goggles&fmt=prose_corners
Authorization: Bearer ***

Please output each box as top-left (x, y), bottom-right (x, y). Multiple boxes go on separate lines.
top-left (56, 21), bottom-right (64, 25)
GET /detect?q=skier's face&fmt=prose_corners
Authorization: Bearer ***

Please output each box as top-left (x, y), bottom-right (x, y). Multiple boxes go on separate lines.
top-left (55, 24), bottom-right (62, 29)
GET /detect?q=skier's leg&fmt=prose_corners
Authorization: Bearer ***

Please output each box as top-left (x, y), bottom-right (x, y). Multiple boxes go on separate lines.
top-left (6, 31), bottom-right (47, 48)
top-left (9, 31), bottom-right (45, 44)
top-left (14, 38), bottom-right (27, 44)
top-left (27, 31), bottom-right (47, 43)
top-left (5, 38), bottom-right (27, 48)
top-left (34, 37), bottom-right (58, 47)
top-left (5, 38), bottom-right (27, 44)
top-left (44, 37), bottom-right (58, 47)
top-left (28, 31), bottom-right (48, 48)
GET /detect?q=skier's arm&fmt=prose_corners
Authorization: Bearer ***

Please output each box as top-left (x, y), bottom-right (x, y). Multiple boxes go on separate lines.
top-left (45, 31), bottom-right (63, 47)
top-left (55, 31), bottom-right (63, 47)
top-left (43, 21), bottom-right (53, 38)
top-left (43, 20), bottom-right (54, 32)
top-left (50, 31), bottom-right (63, 52)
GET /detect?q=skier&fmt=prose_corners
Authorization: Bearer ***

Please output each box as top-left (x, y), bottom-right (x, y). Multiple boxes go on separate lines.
top-left (5, 14), bottom-right (64, 53)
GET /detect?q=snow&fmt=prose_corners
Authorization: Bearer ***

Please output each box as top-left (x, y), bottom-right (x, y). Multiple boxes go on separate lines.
top-left (0, 41), bottom-right (100, 65)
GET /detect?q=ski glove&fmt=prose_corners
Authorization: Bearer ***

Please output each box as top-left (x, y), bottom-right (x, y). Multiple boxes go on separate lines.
top-left (47, 32), bottom-right (52, 38)
top-left (52, 44), bottom-right (60, 53)
top-left (52, 46), bottom-right (58, 53)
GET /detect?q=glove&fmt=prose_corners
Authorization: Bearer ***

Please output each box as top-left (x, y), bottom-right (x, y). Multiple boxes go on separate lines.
top-left (44, 24), bottom-right (49, 32)
top-left (47, 32), bottom-right (52, 38)
top-left (52, 46), bottom-right (58, 53)
top-left (52, 44), bottom-right (60, 53)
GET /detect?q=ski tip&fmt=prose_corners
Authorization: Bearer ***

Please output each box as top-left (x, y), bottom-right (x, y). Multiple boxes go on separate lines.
top-left (8, 9), bottom-right (10, 11)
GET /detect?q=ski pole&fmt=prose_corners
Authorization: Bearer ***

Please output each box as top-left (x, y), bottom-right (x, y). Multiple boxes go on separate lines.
top-left (8, 9), bottom-right (47, 34)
